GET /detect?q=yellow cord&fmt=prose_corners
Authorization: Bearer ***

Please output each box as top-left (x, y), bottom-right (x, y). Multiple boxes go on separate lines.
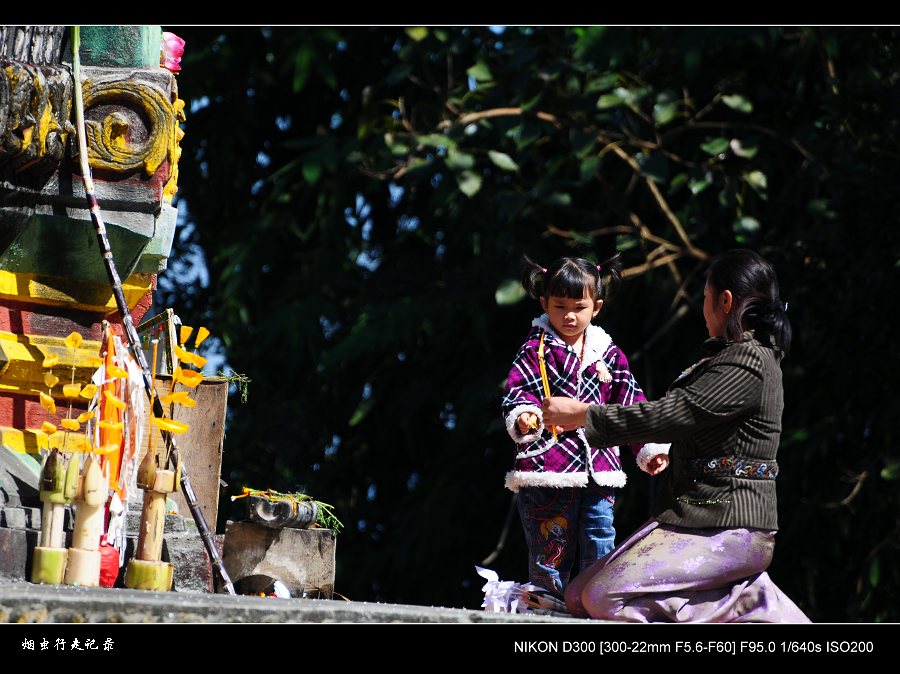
top-left (537, 331), bottom-right (557, 441)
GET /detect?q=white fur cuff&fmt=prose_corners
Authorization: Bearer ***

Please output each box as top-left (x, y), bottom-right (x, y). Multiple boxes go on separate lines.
top-left (505, 404), bottom-right (543, 444)
top-left (636, 443), bottom-right (671, 474)
top-left (504, 470), bottom-right (589, 493)
top-left (589, 470), bottom-right (627, 489)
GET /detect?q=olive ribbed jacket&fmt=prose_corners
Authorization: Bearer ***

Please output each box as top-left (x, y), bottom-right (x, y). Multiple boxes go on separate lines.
top-left (585, 331), bottom-right (783, 530)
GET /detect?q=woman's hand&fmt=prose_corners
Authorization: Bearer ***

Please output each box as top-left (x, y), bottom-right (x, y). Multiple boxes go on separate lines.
top-left (541, 397), bottom-right (590, 431)
top-left (516, 412), bottom-right (539, 435)
top-left (516, 412), bottom-right (565, 437)
top-left (644, 454), bottom-right (670, 476)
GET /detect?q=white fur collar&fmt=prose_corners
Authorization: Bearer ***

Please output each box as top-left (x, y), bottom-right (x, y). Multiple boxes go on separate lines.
top-left (531, 314), bottom-right (613, 373)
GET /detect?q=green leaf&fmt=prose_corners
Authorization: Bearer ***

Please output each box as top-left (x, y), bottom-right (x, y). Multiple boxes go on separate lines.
top-left (730, 138), bottom-right (758, 158)
top-left (511, 121), bottom-right (542, 150)
top-left (807, 198), bottom-right (830, 213)
top-left (869, 557), bottom-right (881, 588)
top-left (579, 156), bottom-right (599, 183)
top-left (293, 45), bottom-right (313, 93)
top-left (616, 234), bottom-right (638, 252)
top-left (446, 148), bottom-right (475, 170)
top-left (653, 101), bottom-right (678, 125)
top-left (495, 279), bottom-right (527, 306)
top-left (466, 62), bottom-right (493, 82)
top-left (745, 170), bottom-right (768, 192)
top-left (565, 75), bottom-right (582, 95)
top-left (585, 72), bottom-right (619, 93)
top-left (733, 216), bottom-right (761, 243)
top-left (570, 230), bottom-right (593, 245)
top-left (457, 170), bottom-right (483, 197)
top-left (597, 93), bottom-right (625, 110)
top-left (597, 86), bottom-right (647, 110)
top-left (417, 134), bottom-right (456, 149)
top-left (384, 133), bottom-right (411, 157)
top-left (722, 93), bottom-right (753, 113)
top-left (520, 91), bottom-right (543, 112)
top-left (881, 458), bottom-right (900, 480)
top-left (349, 396), bottom-right (375, 427)
top-left (302, 159), bottom-right (322, 185)
top-left (700, 137), bottom-right (730, 156)
top-left (488, 150), bottom-right (519, 172)
top-left (544, 192), bottom-right (572, 207)
top-left (670, 173), bottom-right (689, 194)
top-left (689, 176), bottom-right (711, 194)
top-left (405, 27), bottom-right (429, 42)
top-left (573, 26), bottom-right (608, 61)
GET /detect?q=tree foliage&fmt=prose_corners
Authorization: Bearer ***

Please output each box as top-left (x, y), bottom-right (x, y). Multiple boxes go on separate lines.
top-left (161, 27), bottom-right (900, 620)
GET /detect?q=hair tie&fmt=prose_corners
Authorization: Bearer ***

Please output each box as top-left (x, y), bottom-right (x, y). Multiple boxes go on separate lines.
top-left (764, 299), bottom-right (788, 314)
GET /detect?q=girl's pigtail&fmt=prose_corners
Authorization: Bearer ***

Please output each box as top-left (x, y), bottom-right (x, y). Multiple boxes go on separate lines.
top-left (521, 255), bottom-right (545, 299)
top-left (596, 252), bottom-right (623, 300)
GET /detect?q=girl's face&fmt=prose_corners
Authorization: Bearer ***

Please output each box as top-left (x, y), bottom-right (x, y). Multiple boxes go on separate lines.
top-left (703, 280), bottom-right (733, 338)
top-left (540, 286), bottom-right (602, 346)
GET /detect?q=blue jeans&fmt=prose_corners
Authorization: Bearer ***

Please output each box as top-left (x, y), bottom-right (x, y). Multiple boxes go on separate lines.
top-left (517, 483), bottom-right (616, 597)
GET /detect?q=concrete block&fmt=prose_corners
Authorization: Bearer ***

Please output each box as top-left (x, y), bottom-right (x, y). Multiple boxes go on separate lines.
top-left (0, 527), bottom-right (37, 580)
top-left (0, 506), bottom-right (26, 528)
top-left (222, 521), bottom-right (336, 599)
top-left (165, 535), bottom-right (212, 594)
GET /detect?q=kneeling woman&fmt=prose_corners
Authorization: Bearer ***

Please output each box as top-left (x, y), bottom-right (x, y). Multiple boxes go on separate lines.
top-left (542, 249), bottom-right (810, 623)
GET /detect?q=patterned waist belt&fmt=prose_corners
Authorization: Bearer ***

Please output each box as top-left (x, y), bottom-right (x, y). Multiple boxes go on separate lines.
top-left (692, 455), bottom-right (779, 479)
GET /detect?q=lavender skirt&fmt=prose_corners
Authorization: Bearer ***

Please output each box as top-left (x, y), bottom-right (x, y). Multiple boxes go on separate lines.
top-left (565, 520), bottom-right (810, 623)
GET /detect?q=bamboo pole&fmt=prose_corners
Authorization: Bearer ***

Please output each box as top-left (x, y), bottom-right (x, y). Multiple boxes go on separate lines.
top-left (126, 466), bottom-right (176, 591)
top-left (32, 449), bottom-right (73, 584)
top-left (135, 490), bottom-right (166, 562)
top-left (71, 26), bottom-right (234, 594)
top-left (65, 456), bottom-right (107, 586)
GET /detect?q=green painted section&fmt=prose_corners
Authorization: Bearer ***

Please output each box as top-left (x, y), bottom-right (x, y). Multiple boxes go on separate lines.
top-left (135, 204), bottom-right (178, 273)
top-left (0, 445), bottom-right (41, 481)
top-left (78, 26), bottom-right (162, 68)
top-left (0, 214), bottom-right (149, 284)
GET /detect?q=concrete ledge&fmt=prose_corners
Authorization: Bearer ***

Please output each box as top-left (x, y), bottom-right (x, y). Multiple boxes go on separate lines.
top-left (0, 581), bottom-right (582, 623)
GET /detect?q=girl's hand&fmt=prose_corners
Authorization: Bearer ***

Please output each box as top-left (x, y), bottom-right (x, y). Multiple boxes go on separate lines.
top-left (645, 454), bottom-right (670, 476)
top-left (516, 412), bottom-right (539, 435)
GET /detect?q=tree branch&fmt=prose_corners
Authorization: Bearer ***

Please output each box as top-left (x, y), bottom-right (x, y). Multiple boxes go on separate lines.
top-left (598, 136), bottom-right (709, 262)
top-left (438, 107), bottom-right (563, 130)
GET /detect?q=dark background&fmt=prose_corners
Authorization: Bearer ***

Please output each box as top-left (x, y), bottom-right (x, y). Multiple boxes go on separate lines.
top-left (156, 26), bottom-right (900, 621)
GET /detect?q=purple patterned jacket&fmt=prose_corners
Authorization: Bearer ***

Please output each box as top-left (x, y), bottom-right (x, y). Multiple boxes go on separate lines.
top-left (502, 315), bottom-right (668, 492)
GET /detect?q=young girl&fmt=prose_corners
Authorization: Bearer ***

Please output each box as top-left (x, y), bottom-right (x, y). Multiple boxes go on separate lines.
top-left (501, 254), bottom-right (668, 597)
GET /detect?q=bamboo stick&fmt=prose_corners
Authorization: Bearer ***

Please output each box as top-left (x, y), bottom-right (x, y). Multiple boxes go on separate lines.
top-left (71, 457), bottom-right (106, 551)
top-left (40, 502), bottom-right (52, 548)
top-left (32, 448), bottom-right (73, 584)
top-left (63, 455), bottom-right (107, 586)
top-left (64, 547), bottom-right (101, 586)
top-left (136, 491), bottom-right (166, 562)
top-left (124, 558), bottom-right (174, 591)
